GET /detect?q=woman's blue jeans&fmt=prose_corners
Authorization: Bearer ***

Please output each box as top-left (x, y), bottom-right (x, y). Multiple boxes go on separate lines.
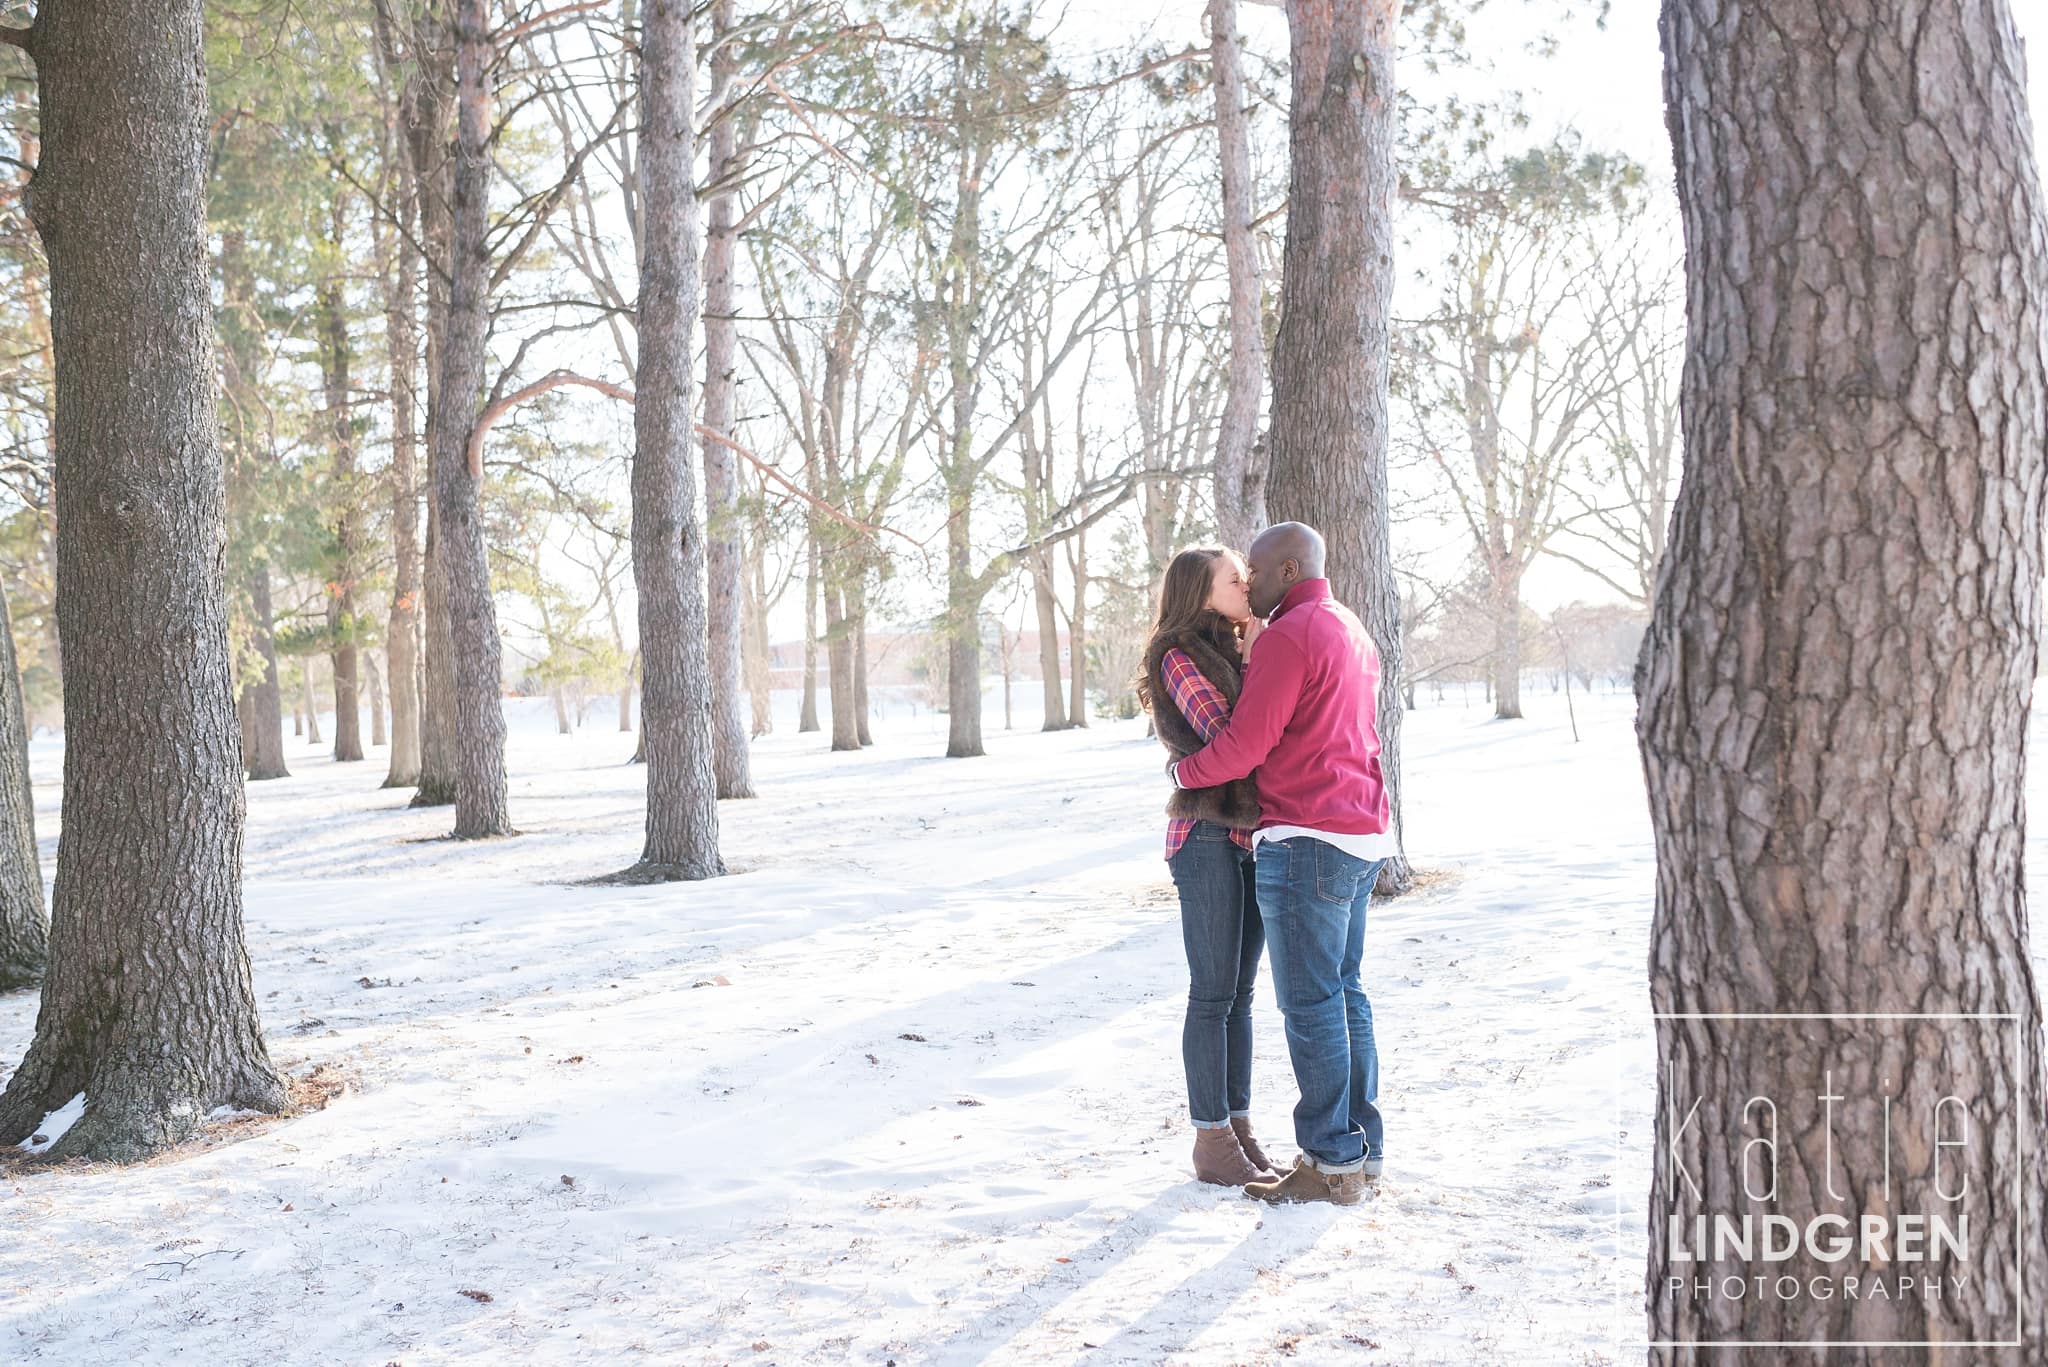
top-left (1167, 821), bottom-right (1264, 1128)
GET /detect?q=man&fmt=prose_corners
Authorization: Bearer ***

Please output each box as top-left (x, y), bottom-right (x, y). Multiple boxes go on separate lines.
top-left (1171, 522), bottom-right (1395, 1205)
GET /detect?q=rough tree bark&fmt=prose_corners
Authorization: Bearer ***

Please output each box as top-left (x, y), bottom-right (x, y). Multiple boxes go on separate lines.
top-left (1639, 1), bottom-right (2048, 1355)
top-left (1208, 0), bottom-right (1267, 548)
top-left (1263, 0), bottom-right (1408, 893)
top-left (700, 0), bottom-right (756, 799)
top-left (622, 0), bottom-right (722, 880)
top-left (428, 0), bottom-right (511, 837)
top-left (0, 587), bottom-right (46, 990)
top-left (0, 0), bottom-right (288, 1160)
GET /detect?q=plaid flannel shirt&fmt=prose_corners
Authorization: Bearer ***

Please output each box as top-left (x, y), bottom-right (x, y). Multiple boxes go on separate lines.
top-left (1160, 647), bottom-right (1256, 860)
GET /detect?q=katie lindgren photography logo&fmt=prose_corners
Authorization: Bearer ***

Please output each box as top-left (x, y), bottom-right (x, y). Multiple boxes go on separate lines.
top-left (1647, 1012), bottom-right (2026, 1350)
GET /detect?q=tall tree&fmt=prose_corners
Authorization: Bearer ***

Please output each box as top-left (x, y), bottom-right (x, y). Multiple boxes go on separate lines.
top-left (623, 0), bottom-right (721, 880)
top-left (700, 0), bottom-right (756, 798)
top-left (377, 45), bottom-right (425, 788)
top-left (1640, 0), bottom-right (2048, 1352)
top-left (428, 0), bottom-right (510, 837)
top-left (0, 0), bottom-right (287, 1159)
top-left (1262, 0), bottom-right (1408, 892)
top-left (1207, 0), bottom-right (1266, 548)
top-left (383, 0), bottom-right (460, 809)
top-left (316, 167), bottom-right (366, 763)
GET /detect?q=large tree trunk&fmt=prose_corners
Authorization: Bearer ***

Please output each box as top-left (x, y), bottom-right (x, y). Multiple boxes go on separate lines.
top-left (318, 190), bottom-right (364, 764)
top-left (382, 121), bottom-right (424, 789)
top-left (0, 0), bottom-right (287, 1160)
top-left (624, 0), bottom-right (722, 880)
top-left (244, 564), bottom-right (289, 779)
top-left (428, 0), bottom-right (510, 838)
top-left (0, 586), bottom-right (46, 991)
top-left (1208, 0), bottom-right (1267, 548)
top-left (700, 0), bottom-right (755, 800)
top-left (1263, 0), bottom-right (1407, 893)
top-left (1639, 0), bottom-right (2048, 1355)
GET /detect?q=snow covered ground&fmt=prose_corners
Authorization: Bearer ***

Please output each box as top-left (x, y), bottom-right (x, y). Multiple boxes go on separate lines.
top-left (0, 679), bottom-right (1779, 1363)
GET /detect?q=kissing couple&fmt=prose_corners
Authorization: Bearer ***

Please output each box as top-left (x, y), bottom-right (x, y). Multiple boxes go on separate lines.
top-left (1136, 521), bottom-right (1395, 1206)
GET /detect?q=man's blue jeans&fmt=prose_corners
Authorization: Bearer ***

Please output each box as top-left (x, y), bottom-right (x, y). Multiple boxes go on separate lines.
top-left (1254, 835), bottom-right (1385, 1174)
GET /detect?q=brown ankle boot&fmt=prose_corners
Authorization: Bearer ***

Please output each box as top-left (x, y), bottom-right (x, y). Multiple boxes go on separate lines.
top-left (1245, 1158), bottom-right (1370, 1206)
top-left (1192, 1125), bottom-right (1270, 1186)
top-left (1230, 1115), bottom-right (1280, 1175)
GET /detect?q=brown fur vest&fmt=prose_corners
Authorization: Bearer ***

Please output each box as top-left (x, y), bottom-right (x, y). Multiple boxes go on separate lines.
top-left (1147, 623), bottom-right (1261, 830)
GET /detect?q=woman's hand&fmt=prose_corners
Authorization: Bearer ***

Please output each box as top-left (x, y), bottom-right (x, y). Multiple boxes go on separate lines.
top-left (1238, 614), bottom-right (1266, 659)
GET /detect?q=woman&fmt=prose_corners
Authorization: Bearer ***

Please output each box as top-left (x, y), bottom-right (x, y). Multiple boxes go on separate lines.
top-left (1136, 546), bottom-right (1281, 1186)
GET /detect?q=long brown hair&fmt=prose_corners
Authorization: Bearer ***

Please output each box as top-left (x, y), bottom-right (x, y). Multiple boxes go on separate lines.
top-left (1135, 546), bottom-right (1245, 714)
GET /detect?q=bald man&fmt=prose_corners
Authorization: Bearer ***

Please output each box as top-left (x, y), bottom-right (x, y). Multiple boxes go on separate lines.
top-left (1171, 521), bottom-right (1395, 1205)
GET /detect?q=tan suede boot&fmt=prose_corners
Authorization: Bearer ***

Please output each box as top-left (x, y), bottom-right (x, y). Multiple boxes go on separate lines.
top-left (1245, 1156), bottom-right (1371, 1205)
top-left (1229, 1115), bottom-right (1280, 1176)
top-left (1192, 1125), bottom-right (1271, 1186)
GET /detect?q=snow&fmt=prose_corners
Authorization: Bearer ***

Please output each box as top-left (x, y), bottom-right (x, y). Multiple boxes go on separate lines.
top-left (16, 1092), bottom-right (84, 1155)
top-left (0, 677), bottom-right (1951, 1364)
